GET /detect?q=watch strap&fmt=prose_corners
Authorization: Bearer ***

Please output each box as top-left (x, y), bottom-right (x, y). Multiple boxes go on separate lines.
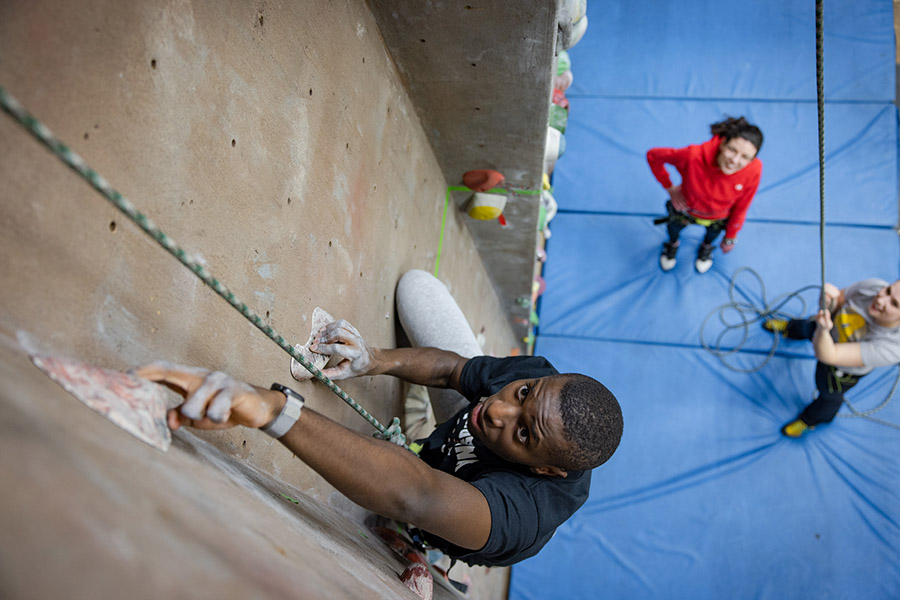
top-left (261, 383), bottom-right (304, 438)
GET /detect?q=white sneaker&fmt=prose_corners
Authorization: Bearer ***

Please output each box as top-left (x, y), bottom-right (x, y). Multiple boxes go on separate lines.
top-left (659, 242), bottom-right (678, 272)
top-left (694, 243), bottom-right (713, 274)
top-left (694, 257), bottom-right (713, 273)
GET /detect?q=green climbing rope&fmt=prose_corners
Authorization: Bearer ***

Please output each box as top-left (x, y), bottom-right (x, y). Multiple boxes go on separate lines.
top-left (0, 85), bottom-right (407, 447)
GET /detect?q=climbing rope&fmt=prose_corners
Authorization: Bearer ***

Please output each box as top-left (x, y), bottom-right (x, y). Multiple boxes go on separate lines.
top-left (0, 85), bottom-right (407, 447)
top-left (837, 368), bottom-right (900, 430)
top-left (812, 0), bottom-right (899, 429)
top-left (815, 0), bottom-right (827, 310)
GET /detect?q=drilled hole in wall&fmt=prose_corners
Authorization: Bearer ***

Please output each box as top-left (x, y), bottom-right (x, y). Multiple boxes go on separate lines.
top-left (470, 63), bottom-right (477, 67)
top-left (231, 139), bottom-right (236, 147)
top-left (151, 59), bottom-right (157, 69)
top-left (328, 241), bottom-right (332, 247)
top-left (265, 311), bottom-right (270, 318)
top-left (346, 143), bottom-right (349, 149)
top-left (109, 221), bottom-right (116, 232)
top-left (419, 39), bottom-right (426, 43)
top-left (258, 15), bottom-right (264, 26)
top-left (309, 88), bottom-right (313, 96)
top-left (287, 197), bottom-right (291, 205)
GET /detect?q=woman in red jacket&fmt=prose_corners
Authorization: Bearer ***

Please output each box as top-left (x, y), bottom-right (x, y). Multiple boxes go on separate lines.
top-left (647, 116), bottom-right (763, 273)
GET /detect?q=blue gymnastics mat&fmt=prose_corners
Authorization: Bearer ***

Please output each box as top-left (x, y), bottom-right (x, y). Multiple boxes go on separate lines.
top-left (552, 99), bottom-right (898, 226)
top-left (567, 0), bottom-right (895, 101)
top-left (518, 339), bottom-right (900, 600)
top-left (512, 0), bottom-right (900, 598)
top-left (538, 213), bottom-right (900, 351)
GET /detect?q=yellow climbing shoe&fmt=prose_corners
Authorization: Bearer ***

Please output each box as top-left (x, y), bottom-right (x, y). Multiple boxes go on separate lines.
top-left (781, 419), bottom-right (812, 438)
top-left (763, 318), bottom-right (789, 334)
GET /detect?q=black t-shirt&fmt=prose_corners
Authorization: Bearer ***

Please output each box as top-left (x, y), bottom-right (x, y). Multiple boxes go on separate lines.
top-left (414, 355), bottom-right (591, 566)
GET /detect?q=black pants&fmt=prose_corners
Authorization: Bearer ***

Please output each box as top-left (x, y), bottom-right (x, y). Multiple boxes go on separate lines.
top-left (785, 318), bottom-right (862, 425)
top-left (663, 201), bottom-right (727, 246)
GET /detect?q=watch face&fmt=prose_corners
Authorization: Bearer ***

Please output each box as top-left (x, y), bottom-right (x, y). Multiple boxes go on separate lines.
top-left (272, 383), bottom-right (304, 402)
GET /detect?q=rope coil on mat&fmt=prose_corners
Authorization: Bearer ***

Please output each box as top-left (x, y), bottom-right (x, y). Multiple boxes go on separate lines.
top-left (0, 85), bottom-right (407, 448)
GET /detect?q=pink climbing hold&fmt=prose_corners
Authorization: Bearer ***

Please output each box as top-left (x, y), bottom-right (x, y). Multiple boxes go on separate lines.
top-left (552, 88), bottom-right (569, 109)
top-left (400, 563), bottom-right (434, 600)
top-left (462, 169), bottom-right (505, 192)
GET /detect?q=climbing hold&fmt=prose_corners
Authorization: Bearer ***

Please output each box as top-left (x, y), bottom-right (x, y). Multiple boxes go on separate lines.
top-left (554, 69), bottom-right (574, 92)
top-left (549, 104), bottom-right (568, 133)
top-left (544, 128), bottom-right (564, 174)
top-left (534, 276), bottom-right (547, 299)
top-left (400, 563), bottom-right (433, 600)
top-left (568, 15), bottom-right (589, 48)
top-left (462, 169), bottom-right (505, 192)
top-left (541, 189), bottom-right (558, 225)
top-left (30, 354), bottom-right (174, 451)
top-left (552, 88), bottom-right (569, 110)
top-left (465, 192), bottom-right (506, 220)
top-left (556, 50), bottom-right (571, 76)
top-left (290, 307), bottom-right (335, 381)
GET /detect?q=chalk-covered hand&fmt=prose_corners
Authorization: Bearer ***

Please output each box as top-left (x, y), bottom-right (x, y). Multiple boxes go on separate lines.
top-left (135, 362), bottom-right (283, 431)
top-left (815, 309), bottom-right (833, 331)
top-left (720, 238), bottom-right (736, 253)
top-left (822, 282), bottom-right (841, 312)
top-left (668, 185), bottom-right (688, 212)
top-left (311, 319), bottom-right (376, 380)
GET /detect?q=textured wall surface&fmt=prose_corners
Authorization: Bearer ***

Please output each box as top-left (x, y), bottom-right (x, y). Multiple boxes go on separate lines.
top-left (0, 0), bottom-right (538, 597)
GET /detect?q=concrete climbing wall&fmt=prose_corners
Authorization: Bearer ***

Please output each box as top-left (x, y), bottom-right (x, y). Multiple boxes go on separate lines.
top-left (0, 0), bottom-right (520, 597)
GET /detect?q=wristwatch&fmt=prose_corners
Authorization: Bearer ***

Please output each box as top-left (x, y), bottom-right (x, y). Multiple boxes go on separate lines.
top-left (260, 383), bottom-right (305, 438)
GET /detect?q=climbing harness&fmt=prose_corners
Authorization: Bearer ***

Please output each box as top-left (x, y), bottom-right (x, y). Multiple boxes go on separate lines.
top-left (0, 85), bottom-right (408, 447)
top-left (653, 200), bottom-right (725, 229)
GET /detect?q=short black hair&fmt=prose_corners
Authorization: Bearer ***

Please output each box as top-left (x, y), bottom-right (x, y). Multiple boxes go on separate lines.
top-left (551, 374), bottom-right (623, 470)
top-left (710, 115), bottom-right (763, 153)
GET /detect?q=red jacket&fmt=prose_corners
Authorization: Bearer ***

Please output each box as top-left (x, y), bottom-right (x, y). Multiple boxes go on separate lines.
top-left (647, 136), bottom-right (762, 239)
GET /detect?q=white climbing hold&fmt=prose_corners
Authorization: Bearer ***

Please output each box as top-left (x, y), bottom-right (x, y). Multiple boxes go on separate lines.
top-left (290, 306), bottom-right (335, 380)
